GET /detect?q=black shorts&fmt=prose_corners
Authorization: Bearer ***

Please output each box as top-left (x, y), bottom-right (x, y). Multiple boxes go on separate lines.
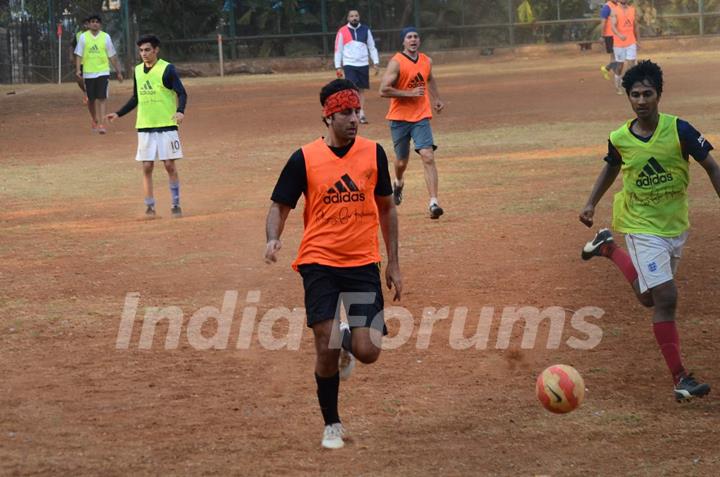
top-left (84, 75), bottom-right (109, 101)
top-left (298, 262), bottom-right (386, 334)
top-left (603, 36), bottom-right (614, 54)
top-left (343, 65), bottom-right (370, 90)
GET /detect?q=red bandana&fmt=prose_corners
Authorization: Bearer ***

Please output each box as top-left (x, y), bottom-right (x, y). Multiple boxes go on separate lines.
top-left (322, 89), bottom-right (361, 117)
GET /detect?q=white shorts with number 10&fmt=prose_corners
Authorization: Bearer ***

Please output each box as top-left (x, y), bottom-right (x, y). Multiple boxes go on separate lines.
top-left (135, 131), bottom-right (183, 162)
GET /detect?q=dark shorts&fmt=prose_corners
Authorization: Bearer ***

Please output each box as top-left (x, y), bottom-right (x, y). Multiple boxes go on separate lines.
top-left (390, 118), bottom-right (436, 159)
top-left (298, 262), bottom-right (386, 334)
top-left (84, 75), bottom-right (109, 101)
top-left (603, 36), bottom-right (614, 54)
top-left (343, 65), bottom-right (370, 90)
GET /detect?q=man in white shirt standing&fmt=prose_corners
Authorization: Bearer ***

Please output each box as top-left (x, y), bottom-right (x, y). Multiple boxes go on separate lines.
top-left (334, 10), bottom-right (380, 124)
top-left (74, 14), bottom-right (123, 134)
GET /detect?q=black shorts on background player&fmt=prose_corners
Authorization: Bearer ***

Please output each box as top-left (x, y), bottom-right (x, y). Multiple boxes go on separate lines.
top-left (84, 75), bottom-right (109, 101)
top-left (343, 65), bottom-right (370, 90)
top-left (603, 36), bottom-right (614, 54)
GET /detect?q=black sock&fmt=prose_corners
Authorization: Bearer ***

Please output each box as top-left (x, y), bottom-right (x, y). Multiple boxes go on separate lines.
top-left (315, 372), bottom-right (340, 425)
top-left (341, 326), bottom-right (352, 353)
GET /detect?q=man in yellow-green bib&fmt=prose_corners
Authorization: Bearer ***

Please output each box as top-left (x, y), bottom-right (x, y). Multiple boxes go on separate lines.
top-left (106, 35), bottom-right (187, 218)
top-left (579, 60), bottom-right (720, 402)
top-left (74, 14), bottom-right (123, 134)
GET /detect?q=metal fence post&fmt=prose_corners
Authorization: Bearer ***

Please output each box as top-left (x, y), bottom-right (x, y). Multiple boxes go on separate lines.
top-left (218, 34), bottom-right (224, 77)
top-left (699, 0), bottom-right (704, 36)
top-left (508, 0), bottom-right (515, 46)
top-left (414, 0), bottom-right (421, 28)
top-left (321, 0), bottom-right (328, 58)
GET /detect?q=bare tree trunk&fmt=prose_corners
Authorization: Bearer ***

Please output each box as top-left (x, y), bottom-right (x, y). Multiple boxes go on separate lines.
top-left (399, 0), bottom-right (414, 28)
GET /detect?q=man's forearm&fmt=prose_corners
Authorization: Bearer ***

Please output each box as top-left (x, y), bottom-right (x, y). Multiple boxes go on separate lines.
top-left (266, 203), bottom-right (290, 241)
top-left (585, 164), bottom-right (620, 207)
top-left (379, 206), bottom-right (399, 264)
top-left (75, 56), bottom-right (82, 74)
top-left (110, 55), bottom-right (121, 74)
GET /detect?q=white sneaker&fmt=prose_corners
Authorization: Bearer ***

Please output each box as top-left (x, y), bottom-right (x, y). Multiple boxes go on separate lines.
top-left (338, 322), bottom-right (355, 381)
top-left (322, 423), bottom-right (345, 449)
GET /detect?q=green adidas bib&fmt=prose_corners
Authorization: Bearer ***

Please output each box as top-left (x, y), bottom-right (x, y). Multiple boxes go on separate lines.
top-left (611, 113), bottom-right (689, 236)
top-left (81, 31), bottom-right (109, 74)
top-left (134, 59), bottom-right (177, 129)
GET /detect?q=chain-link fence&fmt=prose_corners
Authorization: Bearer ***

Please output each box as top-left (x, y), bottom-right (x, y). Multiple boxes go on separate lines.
top-left (2, 0), bottom-right (720, 84)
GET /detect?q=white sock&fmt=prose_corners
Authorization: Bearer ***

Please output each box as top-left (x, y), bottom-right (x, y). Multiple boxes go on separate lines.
top-left (429, 197), bottom-right (438, 207)
top-left (614, 74), bottom-right (621, 89)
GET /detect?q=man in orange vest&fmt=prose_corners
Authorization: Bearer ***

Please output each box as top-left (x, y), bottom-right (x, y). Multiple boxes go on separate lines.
top-left (599, 0), bottom-right (620, 81)
top-left (610, 0), bottom-right (639, 94)
top-left (265, 79), bottom-right (401, 449)
top-left (379, 27), bottom-right (446, 219)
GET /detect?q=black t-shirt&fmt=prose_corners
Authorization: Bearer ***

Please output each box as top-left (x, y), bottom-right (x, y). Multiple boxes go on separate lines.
top-left (605, 118), bottom-right (714, 165)
top-left (271, 140), bottom-right (393, 208)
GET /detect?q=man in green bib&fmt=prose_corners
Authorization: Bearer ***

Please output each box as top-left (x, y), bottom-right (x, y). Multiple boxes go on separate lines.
top-left (106, 35), bottom-right (187, 218)
top-left (74, 14), bottom-right (123, 134)
top-left (579, 60), bottom-right (720, 402)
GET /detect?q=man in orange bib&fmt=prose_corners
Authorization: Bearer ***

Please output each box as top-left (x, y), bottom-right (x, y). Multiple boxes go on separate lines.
top-left (610, 0), bottom-right (639, 94)
top-left (265, 79), bottom-right (402, 449)
top-left (380, 27), bottom-right (446, 219)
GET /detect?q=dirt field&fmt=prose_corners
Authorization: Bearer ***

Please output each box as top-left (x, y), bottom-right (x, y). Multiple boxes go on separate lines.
top-left (2, 42), bottom-right (720, 475)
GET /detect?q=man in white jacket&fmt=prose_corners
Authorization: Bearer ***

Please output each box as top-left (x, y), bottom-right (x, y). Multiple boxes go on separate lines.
top-left (334, 10), bottom-right (380, 124)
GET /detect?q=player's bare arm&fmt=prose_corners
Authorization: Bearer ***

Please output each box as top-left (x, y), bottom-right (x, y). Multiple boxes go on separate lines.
top-left (75, 55), bottom-right (82, 79)
top-left (376, 194), bottom-right (402, 301)
top-left (110, 55), bottom-right (124, 82)
top-left (264, 201), bottom-right (291, 263)
top-left (379, 59), bottom-right (424, 98)
top-left (427, 65), bottom-right (445, 113)
top-left (697, 152), bottom-right (720, 197)
top-left (173, 112), bottom-right (185, 124)
top-left (611, 12), bottom-right (625, 41)
top-left (579, 162), bottom-right (621, 227)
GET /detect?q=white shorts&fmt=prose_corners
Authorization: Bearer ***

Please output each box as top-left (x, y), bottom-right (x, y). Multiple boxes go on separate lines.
top-left (625, 232), bottom-right (688, 294)
top-left (135, 131), bottom-right (183, 162)
top-left (613, 44), bottom-right (637, 63)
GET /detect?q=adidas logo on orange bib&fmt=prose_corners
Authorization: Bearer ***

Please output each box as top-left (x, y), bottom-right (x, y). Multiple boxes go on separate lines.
top-left (636, 157), bottom-right (673, 188)
top-left (324, 173), bottom-right (366, 204)
top-left (407, 72), bottom-right (425, 89)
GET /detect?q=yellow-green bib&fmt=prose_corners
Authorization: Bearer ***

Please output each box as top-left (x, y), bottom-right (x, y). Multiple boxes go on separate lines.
top-left (135, 59), bottom-right (177, 129)
top-left (611, 113), bottom-right (689, 236)
top-left (81, 31), bottom-right (109, 73)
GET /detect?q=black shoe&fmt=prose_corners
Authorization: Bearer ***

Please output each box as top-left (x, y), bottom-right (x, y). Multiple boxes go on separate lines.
top-left (359, 116), bottom-right (368, 124)
top-left (581, 228), bottom-right (613, 261)
top-left (393, 182), bottom-right (404, 206)
top-left (145, 205), bottom-right (156, 217)
top-left (429, 203), bottom-right (444, 219)
top-left (674, 374), bottom-right (710, 402)
top-left (171, 205), bottom-right (182, 218)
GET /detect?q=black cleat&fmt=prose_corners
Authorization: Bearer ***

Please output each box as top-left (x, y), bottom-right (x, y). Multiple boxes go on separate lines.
top-left (581, 228), bottom-right (613, 261)
top-left (429, 203), bottom-right (444, 220)
top-left (171, 205), bottom-right (183, 218)
top-left (674, 374), bottom-right (710, 402)
top-left (145, 205), bottom-right (156, 217)
top-left (393, 182), bottom-right (404, 206)
top-left (359, 116), bottom-right (368, 124)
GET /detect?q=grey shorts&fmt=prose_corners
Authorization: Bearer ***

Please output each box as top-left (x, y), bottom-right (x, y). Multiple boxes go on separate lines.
top-left (389, 118), bottom-right (436, 159)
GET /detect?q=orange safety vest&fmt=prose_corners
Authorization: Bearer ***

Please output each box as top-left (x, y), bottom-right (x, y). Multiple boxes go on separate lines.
top-left (292, 136), bottom-right (381, 271)
top-left (602, 1), bottom-right (620, 37)
top-left (614, 5), bottom-right (636, 47)
top-left (386, 52), bottom-right (433, 123)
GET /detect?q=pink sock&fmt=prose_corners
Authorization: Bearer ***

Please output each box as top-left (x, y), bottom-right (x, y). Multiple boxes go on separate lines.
top-left (653, 321), bottom-right (686, 384)
top-left (602, 243), bottom-right (638, 284)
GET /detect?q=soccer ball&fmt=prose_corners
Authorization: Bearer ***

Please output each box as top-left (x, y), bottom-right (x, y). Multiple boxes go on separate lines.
top-left (536, 364), bottom-right (585, 414)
